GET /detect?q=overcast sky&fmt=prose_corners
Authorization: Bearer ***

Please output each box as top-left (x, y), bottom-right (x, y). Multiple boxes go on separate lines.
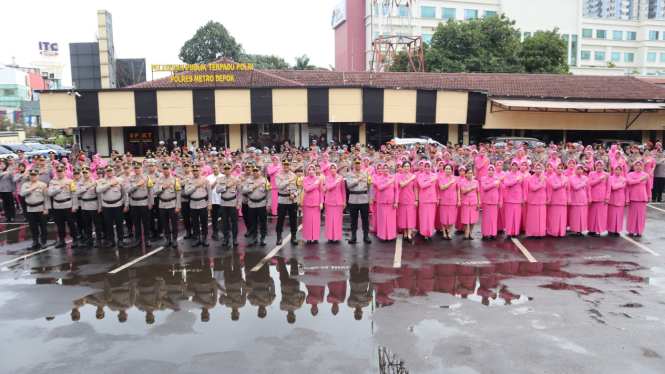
top-left (1, 0), bottom-right (341, 86)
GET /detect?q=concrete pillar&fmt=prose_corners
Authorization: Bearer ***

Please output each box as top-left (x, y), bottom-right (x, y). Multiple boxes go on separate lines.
top-left (359, 122), bottom-right (366, 146)
top-left (229, 124), bottom-right (242, 151)
top-left (448, 124), bottom-right (459, 144)
top-left (186, 125), bottom-right (199, 149)
top-left (642, 130), bottom-right (651, 144)
top-left (563, 129), bottom-right (567, 144)
top-left (462, 125), bottom-right (470, 145)
top-left (394, 123), bottom-right (398, 139)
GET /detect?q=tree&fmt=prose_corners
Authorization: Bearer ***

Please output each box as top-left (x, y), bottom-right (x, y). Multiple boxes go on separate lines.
top-left (179, 21), bottom-right (243, 64)
top-left (426, 15), bottom-right (523, 73)
top-left (520, 28), bottom-right (570, 74)
top-left (294, 55), bottom-right (315, 70)
top-left (389, 43), bottom-right (429, 72)
top-left (239, 53), bottom-right (290, 70)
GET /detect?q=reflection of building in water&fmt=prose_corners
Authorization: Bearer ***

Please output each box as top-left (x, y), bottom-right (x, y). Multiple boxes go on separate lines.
top-left (378, 346), bottom-right (409, 374)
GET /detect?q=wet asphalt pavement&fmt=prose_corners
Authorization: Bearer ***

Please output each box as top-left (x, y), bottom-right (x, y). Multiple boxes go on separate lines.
top-left (1, 205), bottom-right (665, 374)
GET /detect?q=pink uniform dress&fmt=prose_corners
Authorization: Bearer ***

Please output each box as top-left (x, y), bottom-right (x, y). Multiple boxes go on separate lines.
top-left (396, 172), bottom-right (417, 229)
top-left (320, 155), bottom-right (332, 178)
top-left (437, 173), bottom-right (458, 226)
top-left (374, 171), bottom-right (399, 241)
top-left (267, 159), bottom-right (282, 215)
top-left (495, 162), bottom-right (507, 231)
top-left (626, 162), bottom-right (650, 235)
top-left (475, 153), bottom-right (490, 197)
top-left (568, 165), bottom-right (591, 233)
top-left (503, 163), bottom-right (525, 236)
top-left (606, 174), bottom-right (628, 234)
top-left (372, 166), bottom-right (384, 232)
top-left (480, 171), bottom-right (502, 237)
top-left (587, 162), bottom-right (610, 234)
top-left (546, 171), bottom-right (569, 237)
top-left (417, 166), bottom-right (438, 237)
top-left (458, 178), bottom-right (479, 224)
top-left (525, 171), bottom-right (547, 237)
top-left (610, 151), bottom-right (628, 179)
top-left (302, 169), bottom-right (324, 241)
top-left (324, 171), bottom-right (346, 241)
top-left (642, 156), bottom-right (656, 193)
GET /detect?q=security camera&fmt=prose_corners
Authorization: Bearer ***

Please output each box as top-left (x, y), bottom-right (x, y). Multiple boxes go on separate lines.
top-left (67, 91), bottom-right (71, 96)
top-left (74, 92), bottom-right (81, 98)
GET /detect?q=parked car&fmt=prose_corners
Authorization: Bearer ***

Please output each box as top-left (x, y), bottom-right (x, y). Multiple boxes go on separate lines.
top-left (43, 144), bottom-right (71, 159)
top-left (24, 143), bottom-right (58, 159)
top-left (3, 143), bottom-right (43, 158)
top-left (390, 137), bottom-right (445, 150)
top-left (591, 139), bottom-right (641, 149)
top-left (0, 145), bottom-right (18, 160)
top-left (480, 137), bottom-right (542, 150)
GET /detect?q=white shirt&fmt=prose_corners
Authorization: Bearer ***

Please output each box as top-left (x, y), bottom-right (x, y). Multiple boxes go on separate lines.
top-left (207, 173), bottom-right (222, 204)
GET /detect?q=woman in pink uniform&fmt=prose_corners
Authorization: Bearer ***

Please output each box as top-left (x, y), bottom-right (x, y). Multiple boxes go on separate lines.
top-left (568, 164), bottom-right (590, 236)
top-left (606, 165), bottom-right (628, 236)
top-left (458, 168), bottom-right (480, 240)
top-left (503, 161), bottom-right (525, 238)
top-left (546, 163), bottom-right (569, 237)
top-left (371, 164), bottom-right (384, 232)
top-left (324, 164), bottom-right (345, 243)
top-left (417, 162), bottom-right (438, 241)
top-left (480, 165), bottom-right (502, 240)
top-left (437, 163), bottom-right (458, 240)
top-left (302, 165), bottom-right (324, 243)
top-left (642, 149), bottom-right (656, 193)
top-left (587, 160), bottom-right (610, 237)
top-left (320, 153), bottom-right (332, 178)
top-left (525, 163), bottom-right (547, 238)
top-left (610, 150), bottom-right (628, 179)
top-left (474, 149), bottom-right (490, 196)
top-left (519, 161), bottom-right (531, 232)
top-left (626, 160), bottom-right (650, 236)
top-left (433, 161), bottom-right (446, 233)
top-left (397, 161), bottom-right (418, 243)
top-left (495, 161), bottom-right (507, 232)
top-left (375, 164), bottom-right (398, 242)
top-left (267, 156), bottom-right (283, 215)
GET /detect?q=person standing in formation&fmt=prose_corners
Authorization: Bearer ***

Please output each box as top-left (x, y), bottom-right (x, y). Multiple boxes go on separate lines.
top-left (275, 159), bottom-right (301, 245)
top-left (243, 165), bottom-right (271, 246)
top-left (48, 165), bottom-right (79, 248)
top-left (20, 169), bottom-right (51, 249)
top-left (185, 165), bottom-right (212, 247)
top-left (346, 158), bottom-right (374, 244)
top-left (302, 165), bottom-right (324, 244)
top-left (74, 166), bottom-right (104, 247)
top-left (153, 163), bottom-right (181, 248)
top-left (215, 162), bottom-right (239, 247)
top-left (324, 164), bottom-right (346, 243)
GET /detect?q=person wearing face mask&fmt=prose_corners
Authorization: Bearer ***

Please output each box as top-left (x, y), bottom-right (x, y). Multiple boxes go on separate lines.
top-left (626, 160), bottom-right (650, 237)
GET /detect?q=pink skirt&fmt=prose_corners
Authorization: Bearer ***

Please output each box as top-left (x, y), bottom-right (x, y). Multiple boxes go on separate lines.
top-left (418, 202), bottom-right (436, 236)
top-left (455, 204), bottom-right (463, 231)
top-left (607, 205), bottom-right (624, 233)
top-left (587, 201), bottom-right (607, 233)
top-left (376, 203), bottom-right (397, 240)
top-left (324, 205), bottom-right (343, 240)
top-left (547, 205), bottom-right (567, 237)
top-left (626, 201), bottom-right (646, 234)
top-left (459, 204), bottom-right (479, 224)
top-left (569, 205), bottom-right (588, 233)
top-left (372, 202), bottom-right (377, 231)
top-left (271, 188), bottom-right (279, 215)
top-left (481, 204), bottom-right (498, 236)
top-left (302, 205), bottom-right (321, 240)
top-left (438, 204), bottom-right (458, 226)
top-left (397, 203), bottom-right (416, 229)
top-left (497, 204), bottom-right (506, 231)
top-left (521, 203), bottom-right (528, 232)
top-left (526, 204), bottom-right (546, 237)
top-left (434, 204), bottom-right (442, 231)
top-left (504, 202), bottom-right (522, 236)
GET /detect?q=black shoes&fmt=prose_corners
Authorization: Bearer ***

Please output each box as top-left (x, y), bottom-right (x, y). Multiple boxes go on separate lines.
top-left (145, 240), bottom-right (152, 247)
top-left (55, 239), bottom-right (66, 248)
top-left (117, 241), bottom-right (124, 248)
top-left (232, 235), bottom-right (238, 246)
top-left (30, 240), bottom-right (40, 250)
top-left (222, 236), bottom-right (230, 246)
top-left (134, 239), bottom-right (143, 247)
top-left (192, 237), bottom-right (201, 247)
top-left (363, 232), bottom-right (372, 243)
top-left (70, 240), bottom-right (78, 248)
top-left (94, 238), bottom-right (101, 248)
top-left (348, 232), bottom-right (357, 244)
top-left (40, 240), bottom-right (47, 249)
top-left (211, 232), bottom-right (218, 240)
top-left (276, 234), bottom-right (283, 245)
top-left (244, 231), bottom-right (252, 237)
top-left (164, 238), bottom-right (172, 247)
top-left (260, 236), bottom-right (266, 246)
top-left (290, 233), bottom-right (298, 245)
top-left (183, 231), bottom-right (193, 239)
top-left (172, 236), bottom-right (178, 248)
top-left (83, 238), bottom-right (93, 247)
top-left (250, 236), bottom-right (259, 246)
top-left (123, 231), bottom-right (133, 239)
top-left (202, 238), bottom-right (209, 247)
top-left (107, 241), bottom-right (116, 248)
top-left (2, 218), bottom-right (14, 223)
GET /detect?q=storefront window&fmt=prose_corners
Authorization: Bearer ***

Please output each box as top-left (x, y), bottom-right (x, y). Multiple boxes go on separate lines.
top-left (245, 124), bottom-right (295, 150)
top-left (124, 127), bottom-right (156, 156)
top-left (340, 123), bottom-right (360, 147)
top-left (366, 123), bottom-right (394, 149)
top-left (198, 125), bottom-right (228, 149)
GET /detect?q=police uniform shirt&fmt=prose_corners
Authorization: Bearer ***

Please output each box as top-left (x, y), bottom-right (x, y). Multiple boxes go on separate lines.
top-left (242, 175), bottom-right (271, 208)
top-left (346, 169), bottom-right (374, 204)
top-left (275, 171), bottom-right (302, 204)
top-left (12, 169), bottom-right (29, 193)
top-left (184, 175), bottom-right (212, 209)
top-left (237, 173), bottom-right (253, 205)
top-left (153, 175), bottom-right (182, 210)
top-left (126, 173), bottom-right (155, 207)
top-left (31, 165), bottom-right (54, 185)
top-left (96, 176), bottom-right (129, 208)
top-left (214, 174), bottom-right (239, 207)
top-left (74, 179), bottom-right (103, 210)
top-left (48, 177), bottom-right (76, 209)
top-left (19, 181), bottom-right (51, 212)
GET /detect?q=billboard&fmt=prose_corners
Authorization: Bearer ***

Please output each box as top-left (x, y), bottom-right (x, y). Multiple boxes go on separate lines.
top-left (38, 42), bottom-right (59, 56)
top-left (331, 0), bottom-right (347, 29)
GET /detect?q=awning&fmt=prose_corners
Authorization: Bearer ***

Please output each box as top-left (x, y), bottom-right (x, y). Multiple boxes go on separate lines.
top-left (490, 99), bottom-right (665, 113)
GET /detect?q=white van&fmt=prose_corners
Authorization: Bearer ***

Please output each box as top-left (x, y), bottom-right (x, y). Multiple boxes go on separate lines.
top-left (390, 137), bottom-right (444, 150)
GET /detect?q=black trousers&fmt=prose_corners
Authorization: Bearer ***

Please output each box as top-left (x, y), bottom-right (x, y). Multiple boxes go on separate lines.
top-left (53, 208), bottom-right (78, 239)
top-left (241, 203), bottom-right (252, 231)
top-left (349, 203), bottom-right (370, 232)
top-left (654, 177), bottom-right (665, 201)
top-left (103, 206), bottom-right (124, 241)
top-left (181, 202), bottom-right (192, 233)
top-left (131, 205), bottom-right (151, 240)
top-left (276, 203), bottom-right (298, 235)
top-left (18, 196), bottom-right (26, 214)
top-left (1, 191), bottom-right (15, 220)
top-left (159, 208), bottom-right (179, 238)
top-left (82, 209), bottom-right (103, 240)
top-left (150, 199), bottom-right (163, 235)
top-left (220, 206), bottom-right (238, 235)
top-left (27, 211), bottom-right (48, 242)
top-left (124, 206), bottom-right (134, 233)
top-left (210, 204), bottom-right (221, 234)
top-left (190, 208), bottom-right (208, 237)
top-left (249, 206), bottom-right (268, 237)
top-left (74, 208), bottom-right (84, 237)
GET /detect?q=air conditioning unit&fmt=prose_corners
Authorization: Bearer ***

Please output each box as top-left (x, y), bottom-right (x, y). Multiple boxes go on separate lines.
top-left (42, 71), bottom-right (49, 78)
top-left (49, 73), bottom-right (55, 79)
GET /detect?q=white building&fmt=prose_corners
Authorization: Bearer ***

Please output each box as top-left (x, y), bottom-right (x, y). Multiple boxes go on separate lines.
top-left (361, 0), bottom-right (665, 75)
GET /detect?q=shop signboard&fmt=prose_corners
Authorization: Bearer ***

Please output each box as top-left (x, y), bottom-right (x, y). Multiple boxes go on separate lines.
top-left (331, 0), bottom-right (347, 29)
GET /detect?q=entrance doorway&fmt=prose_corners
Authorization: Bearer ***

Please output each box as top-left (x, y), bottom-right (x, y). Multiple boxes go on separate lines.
top-left (124, 127), bottom-right (156, 156)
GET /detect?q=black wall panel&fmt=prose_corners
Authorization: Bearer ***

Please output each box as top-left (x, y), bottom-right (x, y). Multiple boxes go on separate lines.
top-left (193, 89), bottom-right (216, 125)
top-left (251, 88), bottom-right (273, 123)
top-left (466, 91), bottom-right (488, 125)
top-left (362, 88), bottom-right (384, 123)
top-left (416, 90), bottom-right (437, 123)
top-left (75, 91), bottom-right (100, 127)
top-left (307, 88), bottom-right (329, 123)
top-left (135, 90), bottom-right (158, 126)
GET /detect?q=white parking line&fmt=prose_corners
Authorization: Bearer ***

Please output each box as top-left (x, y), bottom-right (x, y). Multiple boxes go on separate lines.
top-left (393, 234), bottom-right (403, 268)
top-left (0, 238), bottom-right (75, 267)
top-left (647, 204), bottom-right (665, 213)
top-left (251, 224), bottom-right (302, 272)
top-left (511, 238), bottom-right (537, 262)
top-left (0, 225), bottom-right (29, 234)
top-left (621, 234), bottom-right (661, 256)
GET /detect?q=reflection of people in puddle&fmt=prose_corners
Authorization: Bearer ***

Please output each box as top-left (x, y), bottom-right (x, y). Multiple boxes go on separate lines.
top-left (187, 258), bottom-right (217, 322)
top-left (305, 279), bottom-right (325, 317)
top-left (244, 252), bottom-right (276, 319)
top-left (347, 264), bottom-right (372, 321)
top-left (277, 258), bottom-right (304, 324)
top-left (107, 271), bottom-right (137, 323)
top-left (477, 265), bottom-right (498, 306)
top-left (83, 272), bottom-right (110, 320)
top-left (219, 254), bottom-right (246, 321)
top-left (161, 264), bottom-right (188, 312)
top-left (135, 267), bottom-right (166, 325)
top-left (326, 279), bottom-right (346, 316)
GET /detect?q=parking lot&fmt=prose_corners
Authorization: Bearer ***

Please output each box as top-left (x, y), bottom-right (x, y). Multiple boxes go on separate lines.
top-left (0, 205), bottom-right (664, 374)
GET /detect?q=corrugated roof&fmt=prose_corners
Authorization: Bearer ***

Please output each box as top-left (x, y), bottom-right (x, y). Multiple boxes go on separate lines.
top-left (126, 59), bottom-right (665, 100)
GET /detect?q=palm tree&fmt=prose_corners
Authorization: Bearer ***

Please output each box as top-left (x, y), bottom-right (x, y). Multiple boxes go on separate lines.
top-left (294, 54), bottom-right (315, 70)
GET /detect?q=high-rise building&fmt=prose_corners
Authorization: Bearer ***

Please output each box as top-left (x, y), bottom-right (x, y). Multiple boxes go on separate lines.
top-left (584, 0), bottom-right (665, 20)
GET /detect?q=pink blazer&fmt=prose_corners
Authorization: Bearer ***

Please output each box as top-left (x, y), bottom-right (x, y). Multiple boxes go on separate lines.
top-left (459, 179), bottom-right (479, 206)
top-left (397, 173), bottom-right (416, 205)
top-left (480, 175), bottom-right (502, 205)
top-left (588, 171), bottom-right (610, 202)
top-left (302, 177), bottom-right (324, 207)
top-left (324, 174), bottom-right (346, 206)
top-left (607, 175), bottom-right (628, 206)
top-left (626, 171), bottom-right (650, 202)
top-left (526, 174), bottom-right (547, 205)
top-left (375, 174), bottom-right (398, 204)
top-left (503, 172), bottom-right (524, 204)
top-left (437, 174), bottom-right (458, 205)
top-left (417, 172), bottom-right (438, 203)
top-left (569, 175), bottom-right (590, 205)
top-left (547, 174), bottom-right (569, 205)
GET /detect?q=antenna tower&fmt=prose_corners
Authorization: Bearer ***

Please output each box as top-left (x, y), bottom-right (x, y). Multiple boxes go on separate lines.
top-left (370, 0), bottom-right (424, 72)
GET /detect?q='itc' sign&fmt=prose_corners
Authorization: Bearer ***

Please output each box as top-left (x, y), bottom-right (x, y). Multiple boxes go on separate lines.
top-left (39, 42), bottom-right (59, 56)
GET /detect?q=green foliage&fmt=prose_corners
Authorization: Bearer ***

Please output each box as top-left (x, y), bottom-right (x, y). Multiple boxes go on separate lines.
top-left (179, 21), bottom-right (243, 64)
top-left (389, 43), bottom-right (429, 72)
top-left (55, 136), bottom-right (71, 147)
top-left (520, 29), bottom-right (570, 74)
top-left (239, 53), bottom-right (291, 70)
top-left (294, 55), bottom-right (315, 70)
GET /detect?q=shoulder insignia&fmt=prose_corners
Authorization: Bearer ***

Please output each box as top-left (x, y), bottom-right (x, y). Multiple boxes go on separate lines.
top-left (70, 181), bottom-right (76, 192)
top-left (367, 175), bottom-right (373, 185)
top-left (296, 177), bottom-right (303, 186)
top-left (147, 177), bottom-right (154, 188)
top-left (265, 180), bottom-right (272, 191)
top-left (174, 179), bottom-right (182, 191)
